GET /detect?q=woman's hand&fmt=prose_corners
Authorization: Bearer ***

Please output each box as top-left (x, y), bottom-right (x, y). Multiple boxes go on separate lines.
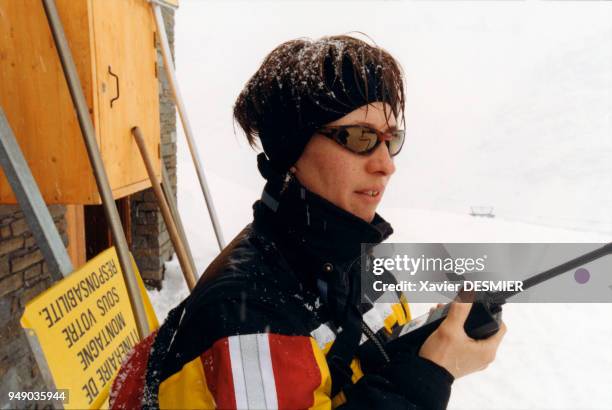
top-left (418, 302), bottom-right (507, 379)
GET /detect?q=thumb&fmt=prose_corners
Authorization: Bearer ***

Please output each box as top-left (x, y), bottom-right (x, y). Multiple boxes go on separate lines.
top-left (445, 302), bottom-right (473, 326)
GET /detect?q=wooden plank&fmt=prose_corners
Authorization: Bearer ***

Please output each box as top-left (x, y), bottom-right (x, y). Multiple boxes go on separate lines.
top-left (92, 0), bottom-right (160, 199)
top-left (110, 178), bottom-right (157, 202)
top-left (158, 0), bottom-right (179, 7)
top-left (65, 204), bottom-right (86, 267)
top-left (0, 0), bottom-right (98, 204)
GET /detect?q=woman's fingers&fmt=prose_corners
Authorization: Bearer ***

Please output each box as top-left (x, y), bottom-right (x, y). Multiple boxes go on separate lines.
top-left (444, 302), bottom-right (473, 328)
top-left (429, 303), bottom-right (446, 313)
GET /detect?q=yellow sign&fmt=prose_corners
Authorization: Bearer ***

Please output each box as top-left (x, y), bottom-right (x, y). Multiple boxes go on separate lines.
top-left (21, 247), bottom-right (158, 409)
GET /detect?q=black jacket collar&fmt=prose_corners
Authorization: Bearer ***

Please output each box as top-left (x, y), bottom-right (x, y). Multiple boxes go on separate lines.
top-left (252, 177), bottom-right (393, 320)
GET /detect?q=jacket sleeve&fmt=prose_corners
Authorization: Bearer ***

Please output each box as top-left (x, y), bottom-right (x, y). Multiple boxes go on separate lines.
top-left (338, 350), bottom-right (454, 410)
top-left (199, 332), bottom-right (332, 409)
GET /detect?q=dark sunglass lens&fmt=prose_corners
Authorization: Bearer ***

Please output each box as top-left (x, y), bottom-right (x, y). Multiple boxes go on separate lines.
top-left (335, 128), bottom-right (349, 144)
top-left (387, 130), bottom-right (405, 156)
top-left (345, 127), bottom-right (378, 153)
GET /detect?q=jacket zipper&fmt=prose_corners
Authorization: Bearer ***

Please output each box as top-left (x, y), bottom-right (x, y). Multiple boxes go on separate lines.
top-left (360, 321), bottom-right (391, 363)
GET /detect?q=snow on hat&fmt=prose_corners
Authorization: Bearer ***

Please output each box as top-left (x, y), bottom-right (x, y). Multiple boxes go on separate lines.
top-left (233, 35), bottom-right (405, 180)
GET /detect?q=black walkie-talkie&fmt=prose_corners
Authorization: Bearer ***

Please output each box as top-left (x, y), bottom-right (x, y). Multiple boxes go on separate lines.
top-left (390, 298), bottom-right (502, 350)
top-left (361, 243), bottom-right (612, 367)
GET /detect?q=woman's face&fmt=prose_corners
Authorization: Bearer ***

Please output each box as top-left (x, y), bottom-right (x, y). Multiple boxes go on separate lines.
top-left (294, 102), bottom-right (397, 223)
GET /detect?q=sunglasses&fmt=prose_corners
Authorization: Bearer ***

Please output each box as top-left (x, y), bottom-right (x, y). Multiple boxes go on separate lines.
top-left (317, 125), bottom-right (405, 157)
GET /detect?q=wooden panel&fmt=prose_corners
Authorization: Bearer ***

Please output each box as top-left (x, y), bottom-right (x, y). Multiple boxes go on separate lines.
top-left (0, 0), bottom-right (99, 204)
top-left (159, 0), bottom-right (179, 7)
top-left (92, 177), bottom-right (159, 204)
top-left (66, 204), bottom-right (86, 267)
top-left (92, 0), bottom-right (160, 199)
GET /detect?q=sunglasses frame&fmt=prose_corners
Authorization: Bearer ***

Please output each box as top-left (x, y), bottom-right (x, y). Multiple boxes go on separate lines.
top-left (317, 124), bottom-right (405, 157)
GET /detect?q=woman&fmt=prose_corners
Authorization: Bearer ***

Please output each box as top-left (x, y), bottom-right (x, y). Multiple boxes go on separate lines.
top-left (111, 35), bottom-right (506, 410)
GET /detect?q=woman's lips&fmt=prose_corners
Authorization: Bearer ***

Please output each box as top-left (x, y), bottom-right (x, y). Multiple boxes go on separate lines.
top-left (355, 189), bottom-right (383, 203)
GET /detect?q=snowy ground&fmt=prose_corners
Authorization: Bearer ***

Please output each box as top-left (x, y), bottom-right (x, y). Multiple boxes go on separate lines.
top-left (147, 1), bottom-right (612, 409)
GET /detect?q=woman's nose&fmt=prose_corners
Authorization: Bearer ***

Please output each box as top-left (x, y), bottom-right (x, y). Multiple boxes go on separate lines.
top-left (366, 142), bottom-right (396, 176)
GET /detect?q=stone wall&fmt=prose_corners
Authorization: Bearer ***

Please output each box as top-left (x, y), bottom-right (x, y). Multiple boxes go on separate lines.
top-left (130, 6), bottom-right (177, 289)
top-left (0, 205), bottom-right (68, 409)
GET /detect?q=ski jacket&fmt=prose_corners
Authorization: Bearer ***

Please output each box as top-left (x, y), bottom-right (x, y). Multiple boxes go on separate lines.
top-left (110, 178), bottom-right (454, 409)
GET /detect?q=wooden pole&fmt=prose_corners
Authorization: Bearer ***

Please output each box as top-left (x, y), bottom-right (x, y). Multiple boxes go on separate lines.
top-left (161, 162), bottom-right (197, 277)
top-left (132, 127), bottom-right (197, 290)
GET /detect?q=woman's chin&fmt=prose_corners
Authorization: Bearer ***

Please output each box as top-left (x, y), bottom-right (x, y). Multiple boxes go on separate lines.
top-left (353, 207), bottom-right (376, 223)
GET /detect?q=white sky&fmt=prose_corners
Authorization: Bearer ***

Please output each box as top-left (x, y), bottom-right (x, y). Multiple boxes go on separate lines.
top-left (175, 0), bottom-right (612, 235)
